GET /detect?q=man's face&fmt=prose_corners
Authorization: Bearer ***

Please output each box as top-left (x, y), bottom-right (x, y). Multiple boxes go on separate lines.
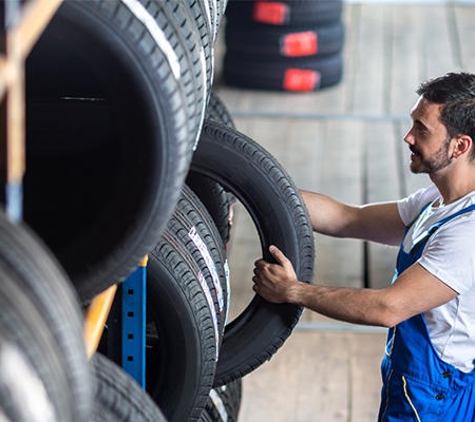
top-left (404, 96), bottom-right (454, 174)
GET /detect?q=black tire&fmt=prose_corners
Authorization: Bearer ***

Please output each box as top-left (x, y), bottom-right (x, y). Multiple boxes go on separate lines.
top-left (203, 378), bottom-right (242, 422)
top-left (225, 0), bottom-right (343, 26)
top-left (189, 0), bottom-right (215, 52)
top-left (149, 0), bottom-right (208, 147)
top-left (0, 333), bottom-right (60, 422)
top-left (186, 175), bottom-right (232, 247)
top-left (208, 0), bottom-right (228, 43)
top-left (223, 51), bottom-right (343, 91)
top-left (24, 0), bottom-right (195, 303)
top-left (0, 210), bottom-right (92, 421)
top-left (214, 0), bottom-right (229, 41)
top-left (0, 252), bottom-right (85, 421)
top-left (205, 92), bottom-right (236, 129)
top-left (225, 20), bottom-right (345, 58)
top-left (190, 120), bottom-right (315, 386)
top-left (171, 184), bottom-right (229, 336)
top-left (90, 353), bottom-right (167, 422)
top-left (146, 212), bottom-right (220, 421)
top-left (188, 92), bottom-right (235, 247)
top-left (200, 409), bottom-right (214, 422)
top-left (185, 0), bottom-right (215, 98)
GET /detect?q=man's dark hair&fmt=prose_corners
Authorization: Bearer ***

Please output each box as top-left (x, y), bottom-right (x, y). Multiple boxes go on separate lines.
top-left (417, 72), bottom-right (475, 160)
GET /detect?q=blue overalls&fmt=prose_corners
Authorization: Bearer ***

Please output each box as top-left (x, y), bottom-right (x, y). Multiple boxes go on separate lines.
top-left (378, 203), bottom-right (475, 421)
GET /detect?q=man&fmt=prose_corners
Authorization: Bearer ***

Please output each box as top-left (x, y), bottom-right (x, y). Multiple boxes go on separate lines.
top-left (252, 72), bottom-right (475, 421)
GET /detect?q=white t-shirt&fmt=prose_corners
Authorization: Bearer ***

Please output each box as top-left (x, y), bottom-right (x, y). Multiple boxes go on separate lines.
top-left (397, 184), bottom-right (475, 373)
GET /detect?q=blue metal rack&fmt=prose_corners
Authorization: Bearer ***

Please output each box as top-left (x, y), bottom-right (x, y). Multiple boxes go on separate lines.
top-left (120, 257), bottom-right (147, 388)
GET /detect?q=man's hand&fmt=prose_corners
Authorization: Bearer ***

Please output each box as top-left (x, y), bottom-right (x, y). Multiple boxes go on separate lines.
top-left (252, 245), bottom-right (300, 304)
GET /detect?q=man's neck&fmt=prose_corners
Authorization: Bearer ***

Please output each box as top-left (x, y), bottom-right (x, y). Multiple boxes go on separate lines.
top-left (430, 170), bottom-right (475, 205)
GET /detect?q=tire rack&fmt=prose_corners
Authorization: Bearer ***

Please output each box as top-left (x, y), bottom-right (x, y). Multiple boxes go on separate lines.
top-left (0, 0), bottom-right (147, 389)
top-left (84, 258), bottom-right (147, 388)
top-left (0, 0), bottom-right (62, 222)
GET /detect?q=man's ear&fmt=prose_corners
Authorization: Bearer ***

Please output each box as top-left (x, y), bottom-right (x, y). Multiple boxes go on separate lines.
top-left (453, 135), bottom-right (473, 158)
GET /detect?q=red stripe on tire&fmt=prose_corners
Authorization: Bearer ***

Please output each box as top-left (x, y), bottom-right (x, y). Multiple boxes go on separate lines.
top-left (253, 1), bottom-right (289, 24)
top-left (281, 31), bottom-right (318, 57)
top-left (283, 68), bottom-right (320, 91)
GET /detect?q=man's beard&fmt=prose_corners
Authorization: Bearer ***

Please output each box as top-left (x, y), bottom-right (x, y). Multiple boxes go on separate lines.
top-left (410, 138), bottom-right (453, 174)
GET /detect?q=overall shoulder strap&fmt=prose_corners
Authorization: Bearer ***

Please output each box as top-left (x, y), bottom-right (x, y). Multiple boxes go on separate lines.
top-left (411, 203), bottom-right (475, 254)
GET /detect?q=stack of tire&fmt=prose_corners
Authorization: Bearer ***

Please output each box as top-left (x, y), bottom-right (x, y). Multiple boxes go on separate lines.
top-left (11, 0), bottom-right (316, 421)
top-left (0, 211), bottom-right (93, 422)
top-left (223, 0), bottom-right (345, 91)
top-left (92, 91), bottom-right (314, 422)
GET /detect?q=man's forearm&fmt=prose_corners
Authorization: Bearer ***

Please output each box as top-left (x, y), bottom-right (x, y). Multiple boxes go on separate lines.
top-left (287, 282), bottom-right (396, 328)
top-left (301, 190), bottom-right (404, 245)
top-left (300, 190), bottom-right (357, 237)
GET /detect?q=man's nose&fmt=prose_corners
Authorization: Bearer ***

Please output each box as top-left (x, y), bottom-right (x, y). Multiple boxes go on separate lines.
top-left (403, 130), bottom-right (414, 145)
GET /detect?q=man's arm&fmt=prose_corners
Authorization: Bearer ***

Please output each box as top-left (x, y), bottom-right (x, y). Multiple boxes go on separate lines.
top-left (253, 245), bottom-right (458, 327)
top-left (301, 190), bottom-right (406, 246)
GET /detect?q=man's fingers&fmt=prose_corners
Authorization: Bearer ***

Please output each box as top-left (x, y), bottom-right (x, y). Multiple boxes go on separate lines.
top-left (254, 258), bottom-right (266, 267)
top-left (269, 245), bottom-right (289, 266)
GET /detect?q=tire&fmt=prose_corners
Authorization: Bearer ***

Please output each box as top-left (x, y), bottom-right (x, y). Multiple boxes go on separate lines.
top-left (189, 0), bottom-right (214, 52)
top-left (0, 210), bottom-right (92, 421)
top-left (225, 0), bottom-right (343, 26)
top-left (186, 175), bottom-right (232, 247)
top-left (171, 184), bottom-right (230, 336)
top-left (190, 120), bottom-right (315, 386)
top-left (223, 51), bottom-right (344, 91)
top-left (185, 0), bottom-right (215, 98)
top-left (24, 0), bottom-right (195, 303)
top-left (0, 334), bottom-right (59, 422)
top-left (214, 0), bottom-right (229, 41)
top-left (205, 92), bottom-right (236, 129)
top-left (208, 0), bottom-right (228, 43)
top-left (146, 202), bottom-right (221, 421)
top-left (200, 409), bottom-right (214, 422)
top-left (188, 92), bottom-right (236, 247)
top-left (0, 252), bottom-right (85, 421)
top-left (90, 353), bottom-right (167, 422)
top-left (202, 378), bottom-right (242, 422)
top-left (150, 0), bottom-right (208, 147)
top-left (225, 20), bottom-right (345, 58)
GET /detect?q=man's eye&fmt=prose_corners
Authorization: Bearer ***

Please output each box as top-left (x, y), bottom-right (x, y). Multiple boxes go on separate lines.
top-left (416, 125), bottom-right (428, 136)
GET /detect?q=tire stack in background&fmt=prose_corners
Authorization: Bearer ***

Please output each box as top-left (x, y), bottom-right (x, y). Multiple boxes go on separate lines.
top-left (223, 0), bottom-right (345, 91)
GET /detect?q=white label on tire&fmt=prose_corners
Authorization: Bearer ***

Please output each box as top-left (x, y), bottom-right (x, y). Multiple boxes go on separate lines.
top-left (224, 259), bottom-right (230, 324)
top-left (202, 0), bottom-right (213, 36)
top-left (197, 271), bottom-right (220, 361)
top-left (193, 48), bottom-right (209, 151)
top-left (120, 0), bottom-right (181, 79)
top-left (188, 226), bottom-right (224, 313)
top-left (209, 388), bottom-right (228, 422)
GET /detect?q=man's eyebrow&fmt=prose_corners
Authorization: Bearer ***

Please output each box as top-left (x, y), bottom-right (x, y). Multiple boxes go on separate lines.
top-left (410, 113), bottom-right (429, 130)
top-left (414, 118), bottom-right (424, 126)
top-left (415, 119), bottom-right (429, 129)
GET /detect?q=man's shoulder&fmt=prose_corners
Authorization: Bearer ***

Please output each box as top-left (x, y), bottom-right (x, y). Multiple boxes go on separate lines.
top-left (398, 184), bottom-right (438, 225)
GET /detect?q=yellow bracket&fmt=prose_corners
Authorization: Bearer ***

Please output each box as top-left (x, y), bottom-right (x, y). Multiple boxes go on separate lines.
top-left (139, 255), bottom-right (149, 267)
top-left (83, 284), bottom-right (117, 358)
top-left (83, 256), bottom-right (148, 358)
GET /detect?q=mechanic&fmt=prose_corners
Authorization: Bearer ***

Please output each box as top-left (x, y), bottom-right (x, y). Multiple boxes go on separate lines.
top-left (252, 72), bottom-right (475, 421)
